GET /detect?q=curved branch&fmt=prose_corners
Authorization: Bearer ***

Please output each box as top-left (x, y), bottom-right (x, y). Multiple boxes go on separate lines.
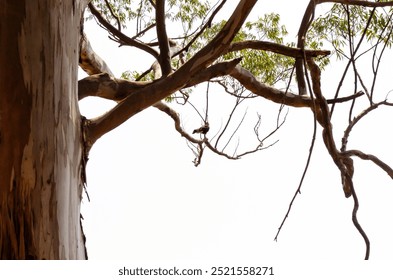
top-left (344, 150), bottom-right (393, 180)
top-left (153, 101), bottom-right (202, 143)
top-left (341, 101), bottom-right (385, 152)
top-left (350, 179), bottom-right (370, 260)
top-left (230, 65), bottom-right (313, 107)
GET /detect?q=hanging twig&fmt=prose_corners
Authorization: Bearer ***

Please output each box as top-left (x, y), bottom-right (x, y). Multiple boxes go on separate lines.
top-left (274, 49), bottom-right (318, 241)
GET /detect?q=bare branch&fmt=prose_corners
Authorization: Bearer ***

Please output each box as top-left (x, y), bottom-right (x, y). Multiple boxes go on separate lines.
top-left (85, 58), bottom-right (242, 144)
top-left (79, 58), bottom-right (242, 102)
top-left (344, 150), bottom-right (393, 180)
top-left (327, 91), bottom-right (364, 104)
top-left (153, 101), bottom-right (239, 165)
top-left (349, 176), bottom-right (370, 260)
top-left (230, 65), bottom-right (313, 108)
top-left (78, 73), bottom-right (150, 101)
top-left (214, 96), bottom-right (244, 149)
top-left (153, 101), bottom-right (202, 143)
top-left (275, 58), bottom-right (319, 242)
top-left (341, 101), bottom-right (385, 152)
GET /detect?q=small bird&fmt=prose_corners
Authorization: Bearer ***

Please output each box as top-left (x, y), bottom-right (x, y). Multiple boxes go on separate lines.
top-left (193, 122), bottom-right (209, 134)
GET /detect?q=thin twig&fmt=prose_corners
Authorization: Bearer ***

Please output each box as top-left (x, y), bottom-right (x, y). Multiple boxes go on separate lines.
top-left (274, 49), bottom-right (318, 241)
top-left (104, 0), bottom-right (121, 31)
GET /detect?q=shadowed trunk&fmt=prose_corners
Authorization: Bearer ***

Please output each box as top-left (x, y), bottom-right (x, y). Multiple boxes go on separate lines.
top-left (0, 0), bottom-right (87, 259)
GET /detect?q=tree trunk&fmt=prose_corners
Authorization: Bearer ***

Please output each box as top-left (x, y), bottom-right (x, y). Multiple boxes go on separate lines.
top-left (0, 0), bottom-right (87, 259)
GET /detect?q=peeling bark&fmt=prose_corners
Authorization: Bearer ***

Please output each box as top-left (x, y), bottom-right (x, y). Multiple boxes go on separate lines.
top-left (0, 0), bottom-right (86, 259)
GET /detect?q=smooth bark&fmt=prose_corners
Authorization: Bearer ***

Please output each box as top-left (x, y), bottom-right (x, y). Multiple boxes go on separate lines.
top-left (0, 0), bottom-right (87, 259)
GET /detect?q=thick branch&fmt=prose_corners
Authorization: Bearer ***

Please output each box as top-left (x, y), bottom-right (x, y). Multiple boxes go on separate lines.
top-left (229, 65), bottom-right (313, 108)
top-left (228, 40), bottom-right (330, 58)
top-left (179, 0), bottom-right (257, 74)
top-left (78, 59), bottom-right (242, 101)
top-left (229, 65), bottom-right (361, 109)
top-left (155, 0), bottom-right (172, 77)
top-left (78, 73), bottom-right (150, 101)
top-left (85, 58), bottom-right (242, 144)
top-left (85, 0), bottom-right (257, 145)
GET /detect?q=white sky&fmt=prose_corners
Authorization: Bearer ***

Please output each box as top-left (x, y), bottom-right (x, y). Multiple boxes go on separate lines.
top-left (79, 0), bottom-right (393, 260)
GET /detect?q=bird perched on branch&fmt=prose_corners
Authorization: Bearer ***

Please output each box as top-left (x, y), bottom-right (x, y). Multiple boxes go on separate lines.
top-left (193, 122), bottom-right (209, 134)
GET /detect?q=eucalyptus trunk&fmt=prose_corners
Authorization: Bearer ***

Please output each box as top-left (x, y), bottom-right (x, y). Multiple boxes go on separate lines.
top-left (0, 0), bottom-right (87, 259)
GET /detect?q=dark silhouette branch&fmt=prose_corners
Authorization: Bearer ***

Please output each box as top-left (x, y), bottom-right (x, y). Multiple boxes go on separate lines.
top-left (344, 150), bottom-right (393, 180)
top-left (295, 0), bottom-right (316, 95)
top-left (155, 0), bottom-right (172, 77)
top-left (318, 0), bottom-right (393, 8)
top-left (349, 178), bottom-right (370, 260)
top-left (228, 40), bottom-right (330, 58)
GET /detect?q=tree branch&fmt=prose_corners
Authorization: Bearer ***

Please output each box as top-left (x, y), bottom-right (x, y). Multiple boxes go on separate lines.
top-left (344, 150), bottom-right (393, 180)
top-left (85, 0), bottom-right (257, 145)
top-left (155, 0), bottom-right (172, 77)
top-left (78, 73), bottom-right (150, 101)
top-left (318, 0), bottom-right (393, 7)
top-left (78, 59), bottom-right (242, 101)
top-left (85, 58), bottom-right (243, 144)
top-left (228, 40), bottom-right (330, 58)
top-left (295, 0), bottom-right (316, 95)
top-left (230, 65), bottom-right (313, 107)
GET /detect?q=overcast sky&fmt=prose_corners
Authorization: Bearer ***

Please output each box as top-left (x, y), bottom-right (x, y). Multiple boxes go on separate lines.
top-left (79, 0), bottom-right (393, 260)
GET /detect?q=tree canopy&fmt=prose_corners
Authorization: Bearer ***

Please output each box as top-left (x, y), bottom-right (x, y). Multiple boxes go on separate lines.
top-left (78, 0), bottom-right (393, 259)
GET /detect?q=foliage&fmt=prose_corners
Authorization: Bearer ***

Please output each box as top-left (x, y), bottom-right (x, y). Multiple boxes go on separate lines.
top-left (308, 3), bottom-right (393, 61)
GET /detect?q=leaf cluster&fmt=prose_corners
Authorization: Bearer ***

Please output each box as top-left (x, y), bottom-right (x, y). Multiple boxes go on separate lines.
top-left (308, 3), bottom-right (393, 62)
